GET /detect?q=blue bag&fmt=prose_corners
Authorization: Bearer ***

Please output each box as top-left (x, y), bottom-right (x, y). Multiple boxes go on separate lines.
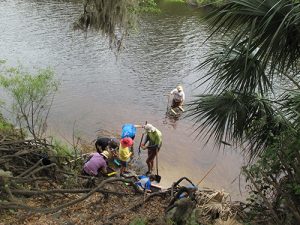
top-left (121, 124), bottom-right (137, 139)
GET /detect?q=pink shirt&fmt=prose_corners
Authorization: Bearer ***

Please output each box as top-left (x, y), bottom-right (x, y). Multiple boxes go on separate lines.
top-left (83, 153), bottom-right (107, 176)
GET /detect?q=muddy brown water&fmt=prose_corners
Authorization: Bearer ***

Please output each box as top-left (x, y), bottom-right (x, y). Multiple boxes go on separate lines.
top-left (0, 0), bottom-right (246, 199)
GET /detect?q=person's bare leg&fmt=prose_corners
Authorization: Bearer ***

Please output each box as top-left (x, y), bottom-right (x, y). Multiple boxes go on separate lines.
top-left (149, 160), bottom-right (154, 172)
top-left (146, 157), bottom-right (151, 173)
top-left (147, 163), bottom-right (151, 173)
top-left (120, 166), bottom-right (124, 175)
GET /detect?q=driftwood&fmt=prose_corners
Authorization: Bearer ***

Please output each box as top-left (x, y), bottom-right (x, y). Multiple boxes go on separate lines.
top-left (0, 178), bottom-right (141, 213)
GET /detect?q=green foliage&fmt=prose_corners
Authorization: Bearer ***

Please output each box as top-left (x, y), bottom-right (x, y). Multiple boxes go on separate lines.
top-left (187, 0), bottom-right (300, 223)
top-left (130, 217), bottom-right (148, 225)
top-left (75, 0), bottom-right (139, 50)
top-left (165, 0), bottom-right (185, 3)
top-left (243, 129), bottom-right (300, 224)
top-left (0, 66), bottom-right (59, 139)
top-left (62, 175), bottom-right (80, 189)
top-left (138, 0), bottom-right (160, 13)
top-left (0, 114), bottom-right (14, 134)
top-left (204, 0), bottom-right (300, 81)
top-left (189, 0), bottom-right (300, 155)
top-left (196, 0), bottom-right (224, 6)
top-left (52, 139), bottom-right (73, 159)
top-left (75, 0), bottom-right (168, 50)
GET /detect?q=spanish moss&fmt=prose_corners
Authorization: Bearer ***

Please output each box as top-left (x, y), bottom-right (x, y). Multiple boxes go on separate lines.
top-left (74, 0), bottom-right (138, 50)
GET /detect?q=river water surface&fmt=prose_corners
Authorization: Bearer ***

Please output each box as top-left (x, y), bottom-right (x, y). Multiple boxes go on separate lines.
top-left (0, 0), bottom-right (245, 198)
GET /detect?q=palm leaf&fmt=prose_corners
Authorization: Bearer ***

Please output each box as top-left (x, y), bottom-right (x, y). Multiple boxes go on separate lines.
top-left (280, 90), bottom-right (300, 127)
top-left (204, 0), bottom-right (300, 84)
top-left (187, 91), bottom-right (290, 159)
top-left (197, 43), bottom-right (270, 95)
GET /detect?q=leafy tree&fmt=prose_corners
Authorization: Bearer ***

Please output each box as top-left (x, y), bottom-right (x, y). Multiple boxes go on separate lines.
top-left (0, 66), bottom-right (59, 139)
top-left (187, 0), bottom-right (300, 224)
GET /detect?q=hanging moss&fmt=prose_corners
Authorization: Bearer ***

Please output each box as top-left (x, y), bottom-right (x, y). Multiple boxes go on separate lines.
top-left (74, 0), bottom-right (138, 50)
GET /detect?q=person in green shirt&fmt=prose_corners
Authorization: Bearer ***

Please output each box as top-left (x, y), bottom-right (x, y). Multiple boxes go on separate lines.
top-left (141, 124), bottom-right (162, 174)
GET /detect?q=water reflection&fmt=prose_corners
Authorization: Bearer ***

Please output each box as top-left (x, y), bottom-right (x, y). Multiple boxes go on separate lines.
top-left (0, 0), bottom-right (245, 199)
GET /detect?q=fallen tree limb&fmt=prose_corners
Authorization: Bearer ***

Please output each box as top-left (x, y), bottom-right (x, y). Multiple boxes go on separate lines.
top-left (0, 150), bottom-right (38, 164)
top-left (7, 176), bottom-right (50, 183)
top-left (23, 163), bottom-right (56, 178)
top-left (11, 188), bottom-right (135, 196)
top-left (104, 190), bottom-right (171, 221)
top-left (0, 177), bottom-right (141, 214)
top-left (18, 159), bottom-right (43, 177)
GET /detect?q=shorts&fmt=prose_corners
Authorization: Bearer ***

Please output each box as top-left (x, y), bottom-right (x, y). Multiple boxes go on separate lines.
top-left (147, 147), bottom-right (160, 162)
top-left (120, 160), bottom-right (128, 167)
top-left (172, 99), bottom-right (182, 108)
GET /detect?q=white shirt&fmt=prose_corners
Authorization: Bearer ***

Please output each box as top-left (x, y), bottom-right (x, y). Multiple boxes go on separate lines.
top-left (170, 89), bottom-right (185, 101)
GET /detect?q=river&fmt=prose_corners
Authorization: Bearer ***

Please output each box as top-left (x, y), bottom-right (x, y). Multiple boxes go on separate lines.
top-left (0, 0), bottom-right (245, 198)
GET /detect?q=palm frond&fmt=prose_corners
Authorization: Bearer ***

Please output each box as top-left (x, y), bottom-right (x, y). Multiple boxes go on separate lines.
top-left (205, 0), bottom-right (300, 82)
top-left (187, 92), bottom-right (248, 146)
top-left (197, 43), bottom-right (270, 95)
top-left (245, 113), bottom-right (290, 159)
top-left (280, 90), bottom-right (300, 127)
top-left (187, 91), bottom-right (290, 159)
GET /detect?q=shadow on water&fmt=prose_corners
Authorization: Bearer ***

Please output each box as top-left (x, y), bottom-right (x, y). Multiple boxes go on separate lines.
top-left (163, 107), bottom-right (183, 129)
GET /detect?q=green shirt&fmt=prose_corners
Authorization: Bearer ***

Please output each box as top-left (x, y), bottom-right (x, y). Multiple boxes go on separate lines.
top-left (146, 129), bottom-right (162, 148)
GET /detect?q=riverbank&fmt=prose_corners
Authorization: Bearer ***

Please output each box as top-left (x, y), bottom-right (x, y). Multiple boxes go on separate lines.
top-left (0, 116), bottom-right (244, 225)
top-left (0, 0), bottom-right (244, 199)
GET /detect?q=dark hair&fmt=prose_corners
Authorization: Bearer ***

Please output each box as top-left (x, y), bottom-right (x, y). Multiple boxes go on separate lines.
top-left (109, 138), bottom-right (119, 149)
top-left (149, 174), bottom-right (157, 181)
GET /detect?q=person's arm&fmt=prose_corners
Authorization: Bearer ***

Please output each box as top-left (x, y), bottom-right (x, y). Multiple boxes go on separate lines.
top-left (134, 124), bottom-right (143, 128)
top-left (125, 147), bottom-right (133, 158)
top-left (100, 167), bottom-right (107, 175)
top-left (145, 180), bottom-right (152, 193)
top-left (141, 135), bottom-right (149, 149)
top-left (111, 149), bottom-right (118, 158)
top-left (121, 147), bottom-right (132, 160)
top-left (99, 161), bottom-right (108, 175)
top-left (145, 180), bottom-right (151, 190)
top-left (133, 175), bottom-right (141, 181)
top-left (182, 92), bottom-right (185, 102)
top-left (170, 88), bottom-right (176, 95)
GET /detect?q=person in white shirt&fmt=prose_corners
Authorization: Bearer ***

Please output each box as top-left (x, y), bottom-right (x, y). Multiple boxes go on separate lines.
top-left (170, 85), bottom-right (185, 108)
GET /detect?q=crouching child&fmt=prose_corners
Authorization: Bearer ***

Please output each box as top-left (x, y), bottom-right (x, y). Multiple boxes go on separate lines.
top-left (135, 174), bottom-right (159, 193)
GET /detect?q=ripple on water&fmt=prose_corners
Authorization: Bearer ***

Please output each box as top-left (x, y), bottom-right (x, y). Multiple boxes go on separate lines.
top-left (0, 0), bottom-right (245, 199)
